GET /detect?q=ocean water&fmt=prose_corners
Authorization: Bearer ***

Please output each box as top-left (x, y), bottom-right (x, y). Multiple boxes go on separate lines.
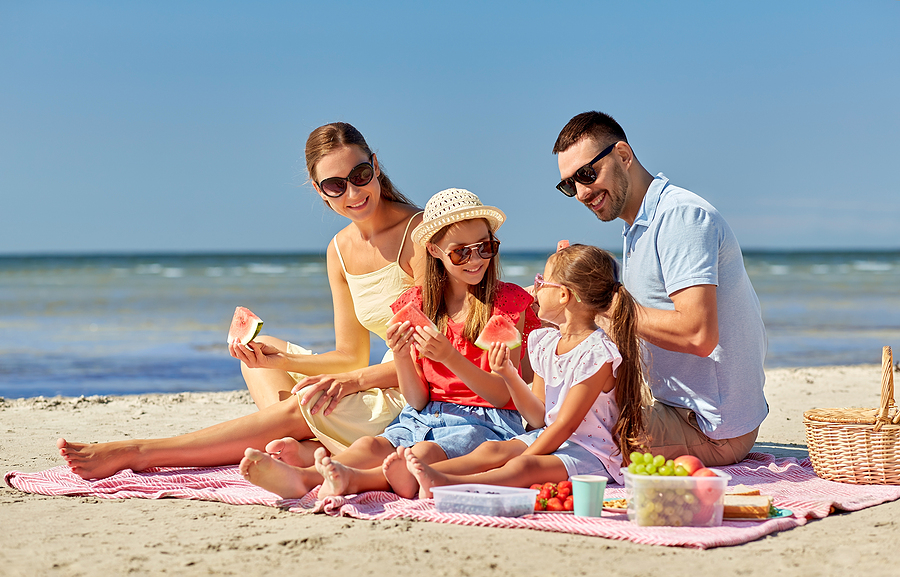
top-left (1, 251), bottom-right (899, 398)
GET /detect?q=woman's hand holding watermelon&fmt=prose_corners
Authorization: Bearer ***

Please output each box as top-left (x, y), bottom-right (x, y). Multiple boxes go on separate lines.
top-left (228, 339), bottom-right (284, 370)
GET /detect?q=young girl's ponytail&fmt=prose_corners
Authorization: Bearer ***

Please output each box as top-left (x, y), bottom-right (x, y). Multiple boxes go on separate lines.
top-left (550, 246), bottom-right (646, 461)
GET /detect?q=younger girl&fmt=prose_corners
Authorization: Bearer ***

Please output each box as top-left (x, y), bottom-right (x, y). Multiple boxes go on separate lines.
top-left (240, 188), bottom-right (540, 498)
top-left (397, 244), bottom-right (646, 497)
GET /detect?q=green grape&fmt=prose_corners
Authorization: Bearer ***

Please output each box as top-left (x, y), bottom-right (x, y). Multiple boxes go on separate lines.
top-left (658, 465), bottom-right (674, 476)
top-left (666, 459), bottom-right (675, 469)
top-left (644, 463), bottom-right (657, 475)
top-left (634, 463), bottom-right (647, 475)
top-left (642, 452), bottom-right (653, 465)
top-left (628, 462), bottom-right (639, 473)
top-left (652, 454), bottom-right (665, 468)
top-left (629, 451), bottom-right (644, 465)
top-left (674, 465), bottom-right (689, 476)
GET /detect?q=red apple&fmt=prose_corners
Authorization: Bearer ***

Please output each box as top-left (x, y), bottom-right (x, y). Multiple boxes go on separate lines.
top-left (692, 467), bottom-right (718, 477)
top-left (673, 455), bottom-right (704, 476)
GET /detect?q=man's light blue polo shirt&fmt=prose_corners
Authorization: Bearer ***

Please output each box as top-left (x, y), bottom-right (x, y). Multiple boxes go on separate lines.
top-left (622, 174), bottom-right (768, 439)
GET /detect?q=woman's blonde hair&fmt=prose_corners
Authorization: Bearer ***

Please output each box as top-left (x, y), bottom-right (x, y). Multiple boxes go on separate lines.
top-left (549, 244), bottom-right (647, 462)
top-left (305, 122), bottom-right (416, 208)
top-left (421, 220), bottom-right (500, 343)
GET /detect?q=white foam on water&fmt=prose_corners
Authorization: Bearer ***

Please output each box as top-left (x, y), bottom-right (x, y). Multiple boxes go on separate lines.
top-left (248, 263), bottom-right (287, 274)
top-left (162, 268), bottom-right (184, 278)
top-left (769, 265), bottom-right (791, 275)
top-left (852, 260), bottom-right (892, 272)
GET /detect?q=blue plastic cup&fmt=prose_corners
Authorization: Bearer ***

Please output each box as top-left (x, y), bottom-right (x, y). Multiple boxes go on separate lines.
top-left (572, 474), bottom-right (608, 517)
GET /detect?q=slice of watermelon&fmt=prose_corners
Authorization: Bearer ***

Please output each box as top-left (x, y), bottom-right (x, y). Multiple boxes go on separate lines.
top-left (228, 306), bottom-right (263, 345)
top-left (387, 302), bottom-right (437, 331)
top-left (474, 314), bottom-right (521, 350)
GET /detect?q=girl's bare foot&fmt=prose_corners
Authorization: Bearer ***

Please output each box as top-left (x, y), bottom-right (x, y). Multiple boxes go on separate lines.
top-left (240, 448), bottom-right (319, 499)
top-left (405, 451), bottom-right (451, 499)
top-left (57, 438), bottom-right (144, 480)
top-left (313, 447), bottom-right (356, 498)
top-left (382, 447), bottom-right (419, 499)
top-left (264, 437), bottom-right (324, 467)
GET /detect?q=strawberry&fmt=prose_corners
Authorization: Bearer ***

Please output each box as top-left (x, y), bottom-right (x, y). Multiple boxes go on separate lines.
top-left (541, 482), bottom-right (558, 498)
top-left (534, 498), bottom-right (548, 511)
top-left (545, 497), bottom-right (565, 512)
top-left (563, 496), bottom-right (574, 511)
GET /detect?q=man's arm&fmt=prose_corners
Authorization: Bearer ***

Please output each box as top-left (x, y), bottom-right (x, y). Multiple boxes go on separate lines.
top-left (634, 284), bottom-right (718, 357)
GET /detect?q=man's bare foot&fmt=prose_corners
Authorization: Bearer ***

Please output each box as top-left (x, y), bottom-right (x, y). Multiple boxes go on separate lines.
top-left (57, 438), bottom-right (143, 480)
top-left (313, 447), bottom-right (358, 498)
top-left (264, 437), bottom-right (324, 467)
top-left (239, 448), bottom-right (319, 499)
top-left (406, 451), bottom-right (451, 499)
top-left (382, 447), bottom-right (420, 499)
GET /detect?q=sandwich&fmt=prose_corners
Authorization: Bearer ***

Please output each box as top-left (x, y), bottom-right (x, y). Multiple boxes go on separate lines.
top-left (723, 494), bottom-right (777, 519)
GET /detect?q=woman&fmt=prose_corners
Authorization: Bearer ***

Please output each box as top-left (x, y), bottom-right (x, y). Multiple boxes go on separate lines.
top-left (57, 122), bottom-right (425, 479)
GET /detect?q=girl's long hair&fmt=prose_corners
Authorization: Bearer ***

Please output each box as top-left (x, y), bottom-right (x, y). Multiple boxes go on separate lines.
top-left (549, 244), bottom-right (647, 463)
top-left (305, 122), bottom-right (416, 208)
top-left (421, 220), bottom-right (499, 343)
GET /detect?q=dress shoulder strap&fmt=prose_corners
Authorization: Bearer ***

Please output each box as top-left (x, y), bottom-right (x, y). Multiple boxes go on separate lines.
top-left (396, 211), bottom-right (424, 261)
top-left (332, 236), bottom-right (349, 274)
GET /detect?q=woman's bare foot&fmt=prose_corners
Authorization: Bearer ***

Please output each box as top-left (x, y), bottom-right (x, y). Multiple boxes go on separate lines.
top-left (382, 447), bottom-right (419, 499)
top-left (314, 447), bottom-right (359, 498)
top-left (406, 451), bottom-right (451, 499)
top-left (239, 448), bottom-right (319, 499)
top-left (57, 438), bottom-right (144, 480)
top-left (264, 437), bottom-right (324, 467)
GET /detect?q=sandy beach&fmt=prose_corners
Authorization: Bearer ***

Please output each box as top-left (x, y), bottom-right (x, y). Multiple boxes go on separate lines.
top-left (2, 364), bottom-right (898, 577)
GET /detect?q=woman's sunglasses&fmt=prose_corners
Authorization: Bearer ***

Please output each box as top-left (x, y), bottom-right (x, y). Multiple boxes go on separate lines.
top-left (318, 160), bottom-right (375, 198)
top-left (555, 141), bottom-right (619, 197)
top-left (434, 239), bottom-right (500, 266)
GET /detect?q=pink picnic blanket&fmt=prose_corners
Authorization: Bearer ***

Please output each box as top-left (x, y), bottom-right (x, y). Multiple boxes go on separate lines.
top-left (6, 453), bottom-right (900, 549)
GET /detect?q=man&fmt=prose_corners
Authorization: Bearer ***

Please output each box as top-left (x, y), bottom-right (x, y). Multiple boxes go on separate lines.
top-left (553, 111), bottom-right (767, 466)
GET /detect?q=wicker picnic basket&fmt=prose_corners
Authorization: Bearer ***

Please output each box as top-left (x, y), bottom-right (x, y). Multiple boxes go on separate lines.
top-left (803, 346), bottom-right (900, 484)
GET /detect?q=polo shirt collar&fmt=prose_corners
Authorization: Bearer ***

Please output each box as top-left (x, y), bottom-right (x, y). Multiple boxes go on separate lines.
top-left (622, 173), bottom-right (669, 236)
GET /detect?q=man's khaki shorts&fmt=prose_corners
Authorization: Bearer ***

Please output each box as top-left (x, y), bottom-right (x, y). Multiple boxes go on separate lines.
top-left (643, 401), bottom-right (758, 466)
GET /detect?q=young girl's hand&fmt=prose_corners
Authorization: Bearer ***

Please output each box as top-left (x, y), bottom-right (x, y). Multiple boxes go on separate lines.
top-left (488, 342), bottom-right (517, 379)
top-left (386, 321), bottom-right (415, 356)
top-left (412, 325), bottom-right (455, 363)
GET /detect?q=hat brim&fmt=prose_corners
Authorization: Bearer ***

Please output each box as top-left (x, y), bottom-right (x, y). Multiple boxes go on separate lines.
top-left (412, 206), bottom-right (506, 246)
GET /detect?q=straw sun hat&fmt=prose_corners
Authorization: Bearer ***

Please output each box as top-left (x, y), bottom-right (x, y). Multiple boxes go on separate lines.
top-left (411, 188), bottom-right (506, 246)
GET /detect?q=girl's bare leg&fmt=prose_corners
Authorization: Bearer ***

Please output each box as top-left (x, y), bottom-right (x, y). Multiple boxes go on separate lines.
top-left (265, 437), bottom-right (324, 467)
top-left (57, 396), bottom-right (315, 480)
top-left (383, 440), bottom-right (526, 498)
top-left (241, 335), bottom-right (298, 409)
top-left (319, 440), bottom-right (447, 498)
top-left (407, 452), bottom-right (568, 499)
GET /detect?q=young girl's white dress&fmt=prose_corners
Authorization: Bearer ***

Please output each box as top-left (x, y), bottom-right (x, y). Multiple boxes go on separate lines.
top-left (529, 326), bottom-right (625, 482)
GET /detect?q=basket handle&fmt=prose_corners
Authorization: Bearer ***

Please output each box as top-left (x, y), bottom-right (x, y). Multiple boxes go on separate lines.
top-left (875, 346), bottom-right (895, 431)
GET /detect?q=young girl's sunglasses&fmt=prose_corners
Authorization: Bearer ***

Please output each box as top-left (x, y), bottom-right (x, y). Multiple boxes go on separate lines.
top-left (318, 160), bottom-right (375, 198)
top-left (555, 141), bottom-right (619, 197)
top-left (435, 240), bottom-right (500, 266)
top-left (534, 273), bottom-right (581, 302)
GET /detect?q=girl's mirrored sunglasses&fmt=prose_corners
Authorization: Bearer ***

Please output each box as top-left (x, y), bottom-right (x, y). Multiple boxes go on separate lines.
top-left (318, 160), bottom-right (375, 198)
top-left (555, 141), bottom-right (619, 197)
top-left (534, 273), bottom-right (581, 302)
top-left (436, 239), bottom-right (500, 266)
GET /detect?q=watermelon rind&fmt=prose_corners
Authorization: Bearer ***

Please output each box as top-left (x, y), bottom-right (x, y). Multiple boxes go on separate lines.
top-left (228, 306), bottom-right (264, 346)
top-left (474, 315), bottom-right (521, 350)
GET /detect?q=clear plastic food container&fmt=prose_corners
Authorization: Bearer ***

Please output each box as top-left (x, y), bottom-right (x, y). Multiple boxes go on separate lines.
top-left (431, 484), bottom-right (538, 517)
top-left (624, 470), bottom-right (731, 527)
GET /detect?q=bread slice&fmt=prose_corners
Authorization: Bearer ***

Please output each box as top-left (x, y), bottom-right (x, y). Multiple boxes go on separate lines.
top-left (723, 495), bottom-right (775, 519)
top-left (726, 484), bottom-right (761, 496)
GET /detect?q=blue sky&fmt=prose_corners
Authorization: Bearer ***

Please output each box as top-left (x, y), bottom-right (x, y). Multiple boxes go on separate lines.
top-left (1, 1), bottom-right (898, 255)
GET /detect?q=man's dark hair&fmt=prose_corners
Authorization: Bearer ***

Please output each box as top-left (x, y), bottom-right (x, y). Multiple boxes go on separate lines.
top-left (553, 111), bottom-right (629, 154)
